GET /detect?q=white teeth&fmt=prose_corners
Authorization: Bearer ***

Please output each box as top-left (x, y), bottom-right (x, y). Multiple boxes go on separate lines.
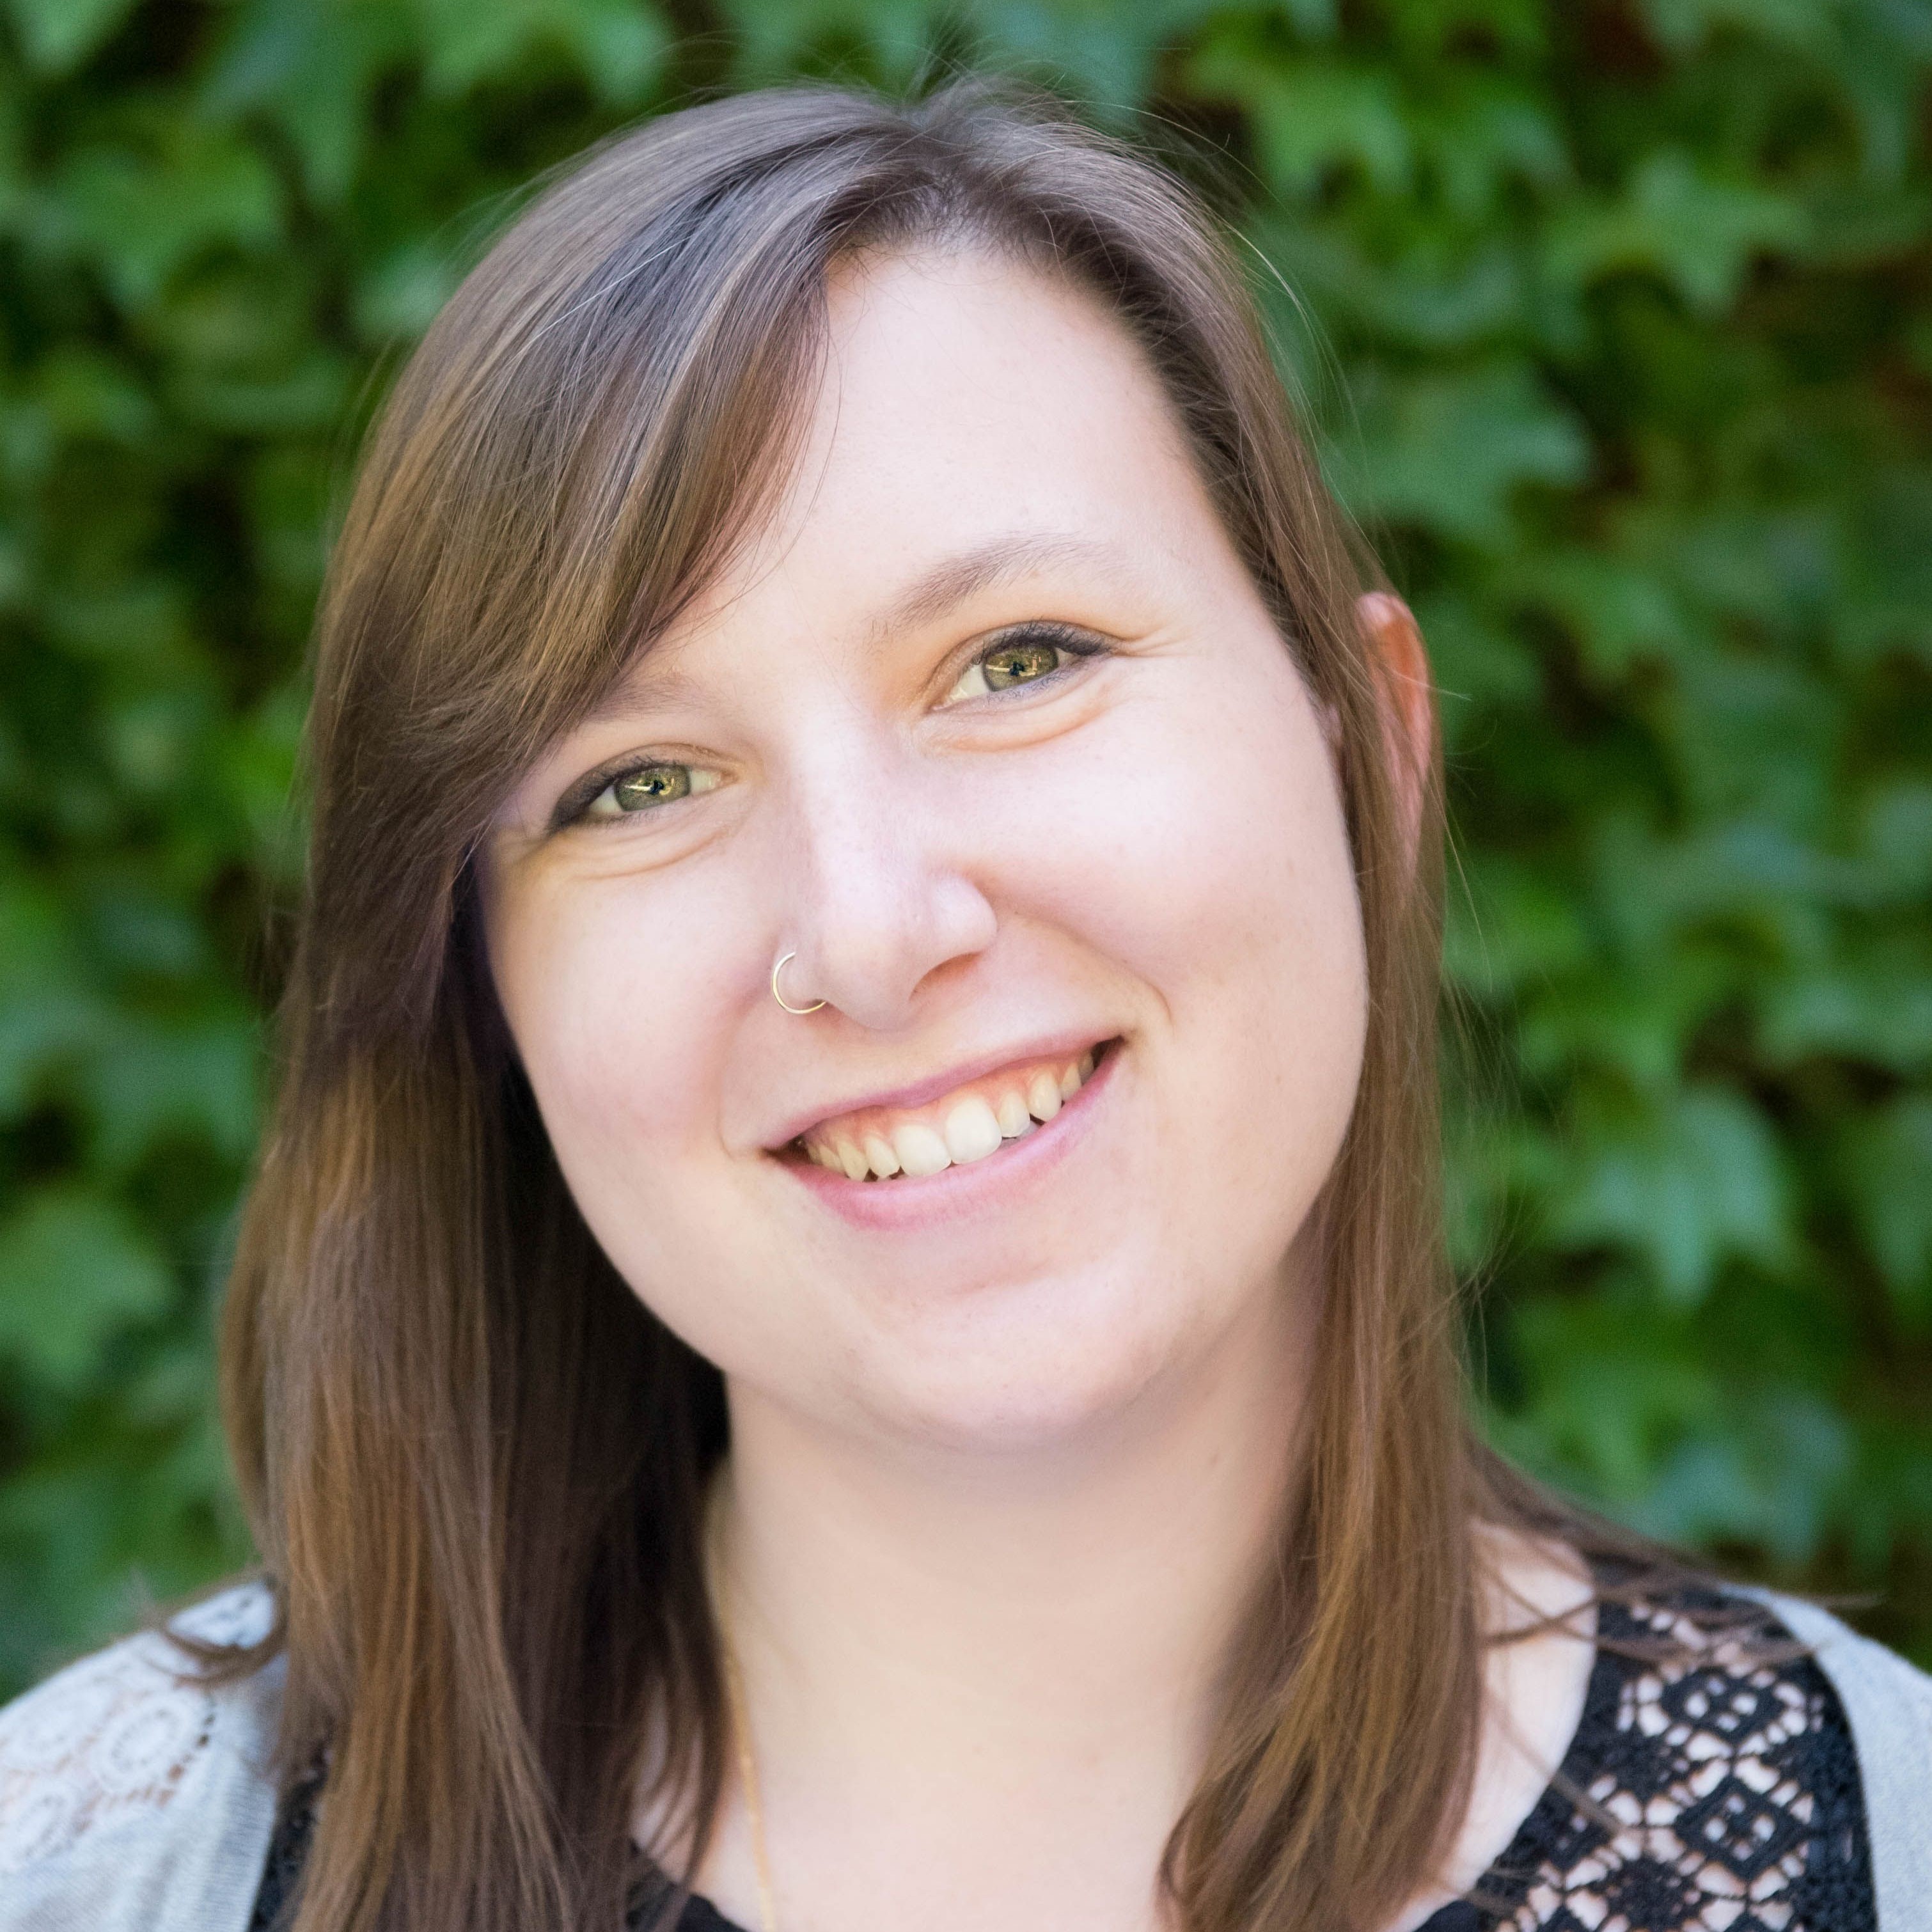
top-left (1026, 1072), bottom-right (1063, 1122)
top-left (943, 1096), bottom-right (1003, 1165)
top-left (802, 1046), bottom-right (1111, 1180)
top-left (892, 1122), bottom-right (952, 1178)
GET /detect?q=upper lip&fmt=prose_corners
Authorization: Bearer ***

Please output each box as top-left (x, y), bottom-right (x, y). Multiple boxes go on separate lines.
top-left (764, 1030), bottom-right (1117, 1151)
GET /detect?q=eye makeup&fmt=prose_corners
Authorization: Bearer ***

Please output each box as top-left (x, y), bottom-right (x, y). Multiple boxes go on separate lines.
top-left (547, 618), bottom-right (1115, 833)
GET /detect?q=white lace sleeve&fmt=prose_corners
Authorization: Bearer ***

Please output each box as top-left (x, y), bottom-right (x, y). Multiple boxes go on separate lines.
top-left (0, 1580), bottom-right (277, 1883)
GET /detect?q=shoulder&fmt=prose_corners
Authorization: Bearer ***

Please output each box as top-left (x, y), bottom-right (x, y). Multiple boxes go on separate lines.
top-left (1740, 1585), bottom-right (1932, 1932)
top-left (1457, 1546), bottom-right (1919, 1932)
top-left (1747, 1584), bottom-right (1932, 1719)
top-left (0, 1579), bottom-right (285, 1932)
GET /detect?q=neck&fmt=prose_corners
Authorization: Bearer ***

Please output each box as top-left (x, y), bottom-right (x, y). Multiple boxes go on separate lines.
top-left (705, 1263), bottom-right (1312, 1931)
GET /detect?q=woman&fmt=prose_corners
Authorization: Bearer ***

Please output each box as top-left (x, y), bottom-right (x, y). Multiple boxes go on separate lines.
top-left (0, 76), bottom-right (1925, 1932)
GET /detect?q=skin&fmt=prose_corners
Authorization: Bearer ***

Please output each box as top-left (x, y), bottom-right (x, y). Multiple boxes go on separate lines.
top-left (483, 248), bottom-right (1592, 1932)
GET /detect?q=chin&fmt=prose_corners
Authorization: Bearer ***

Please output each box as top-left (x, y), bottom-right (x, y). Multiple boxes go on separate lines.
top-left (852, 1262), bottom-right (1227, 1456)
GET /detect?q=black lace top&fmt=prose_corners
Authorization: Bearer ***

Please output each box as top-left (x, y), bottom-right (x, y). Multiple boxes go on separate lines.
top-left (248, 1583), bottom-right (1876, 1932)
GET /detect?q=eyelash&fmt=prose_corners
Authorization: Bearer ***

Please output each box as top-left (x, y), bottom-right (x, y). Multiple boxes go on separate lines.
top-left (560, 621), bottom-right (1108, 829)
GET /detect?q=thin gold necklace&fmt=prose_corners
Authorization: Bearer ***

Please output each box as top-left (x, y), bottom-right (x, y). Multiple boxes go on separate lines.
top-left (707, 1479), bottom-right (780, 1932)
top-left (717, 1622), bottom-right (780, 1932)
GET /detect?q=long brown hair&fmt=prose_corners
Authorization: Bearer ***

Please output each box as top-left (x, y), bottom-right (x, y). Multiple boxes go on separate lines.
top-left (212, 74), bottom-right (1620, 1932)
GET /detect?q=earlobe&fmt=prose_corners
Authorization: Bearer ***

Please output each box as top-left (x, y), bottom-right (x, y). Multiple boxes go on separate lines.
top-left (1353, 590), bottom-right (1434, 869)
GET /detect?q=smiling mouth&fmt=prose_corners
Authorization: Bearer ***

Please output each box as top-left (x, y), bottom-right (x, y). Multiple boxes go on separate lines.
top-left (787, 1037), bottom-right (1120, 1182)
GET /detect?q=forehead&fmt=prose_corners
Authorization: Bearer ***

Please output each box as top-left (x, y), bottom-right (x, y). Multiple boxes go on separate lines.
top-left (647, 245), bottom-right (1224, 668)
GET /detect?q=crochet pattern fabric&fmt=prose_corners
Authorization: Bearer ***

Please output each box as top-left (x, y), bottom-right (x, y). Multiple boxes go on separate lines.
top-left (0, 1586), bottom-right (271, 1887)
top-left (245, 1585), bottom-right (1877, 1932)
top-left (1420, 1590), bottom-right (1875, 1932)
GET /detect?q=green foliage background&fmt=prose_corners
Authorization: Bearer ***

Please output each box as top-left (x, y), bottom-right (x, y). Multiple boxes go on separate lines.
top-left (1, 0), bottom-right (1929, 1696)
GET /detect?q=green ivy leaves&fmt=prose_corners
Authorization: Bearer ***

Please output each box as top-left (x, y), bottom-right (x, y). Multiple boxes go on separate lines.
top-left (1, 0), bottom-right (1928, 1685)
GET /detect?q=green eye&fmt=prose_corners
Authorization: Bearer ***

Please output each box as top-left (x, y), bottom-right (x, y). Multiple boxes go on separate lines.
top-left (583, 762), bottom-right (721, 822)
top-left (616, 766), bottom-right (688, 808)
top-left (984, 639), bottom-right (1061, 688)
top-left (946, 634), bottom-right (1071, 702)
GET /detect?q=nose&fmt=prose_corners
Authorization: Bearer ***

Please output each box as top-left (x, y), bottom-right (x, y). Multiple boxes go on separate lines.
top-left (771, 728), bottom-right (998, 1033)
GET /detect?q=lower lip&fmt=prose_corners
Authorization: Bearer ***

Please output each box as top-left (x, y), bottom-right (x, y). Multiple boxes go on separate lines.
top-left (775, 1041), bottom-right (1122, 1232)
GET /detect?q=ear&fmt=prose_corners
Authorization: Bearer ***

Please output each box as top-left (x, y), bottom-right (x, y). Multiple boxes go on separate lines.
top-left (1354, 591), bottom-right (1434, 870)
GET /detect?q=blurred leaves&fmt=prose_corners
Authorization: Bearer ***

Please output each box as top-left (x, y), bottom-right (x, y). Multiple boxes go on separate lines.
top-left (3, 0), bottom-right (139, 77)
top-left (1342, 362), bottom-right (1591, 544)
top-left (1547, 150), bottom-right (1809, 313)
top-left (43, 122), bottom-right (284, 308)
top-left (1550, 1085), bottom-right (1794, 1302)
top-left (0, 0), bottom-right (1928, 1686)
top-left (0, 1190), bottom-right (170, 1393)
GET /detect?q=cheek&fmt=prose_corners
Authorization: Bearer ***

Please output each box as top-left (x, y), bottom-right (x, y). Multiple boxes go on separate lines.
top-left (483, 869), bottom-right (748, 1250)
top-left (1025, 658), bottom-right (1361, 1016)
top-left (487, 869), bottom-right (854, 1397)
top-left (991, 652), bottom-right (1368, 1231)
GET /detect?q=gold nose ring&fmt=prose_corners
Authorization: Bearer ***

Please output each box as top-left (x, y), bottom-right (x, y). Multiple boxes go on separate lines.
top-left (771, 950), bottom-right (826, 1015)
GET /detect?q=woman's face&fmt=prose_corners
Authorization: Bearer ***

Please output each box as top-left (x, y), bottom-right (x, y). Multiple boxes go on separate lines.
top-left (483, 248), bottom-right (1369, 1453)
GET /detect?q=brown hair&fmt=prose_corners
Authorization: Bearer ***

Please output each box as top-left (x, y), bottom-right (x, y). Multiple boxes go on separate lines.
top-left (212, 74), bottom-right (1642, 1932)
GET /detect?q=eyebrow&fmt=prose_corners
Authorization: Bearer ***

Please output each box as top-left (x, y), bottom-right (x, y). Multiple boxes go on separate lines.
top-left (592, 530), bottom-right (1131, 723)
top-left (861, 531), bottom-right (1129, 647)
